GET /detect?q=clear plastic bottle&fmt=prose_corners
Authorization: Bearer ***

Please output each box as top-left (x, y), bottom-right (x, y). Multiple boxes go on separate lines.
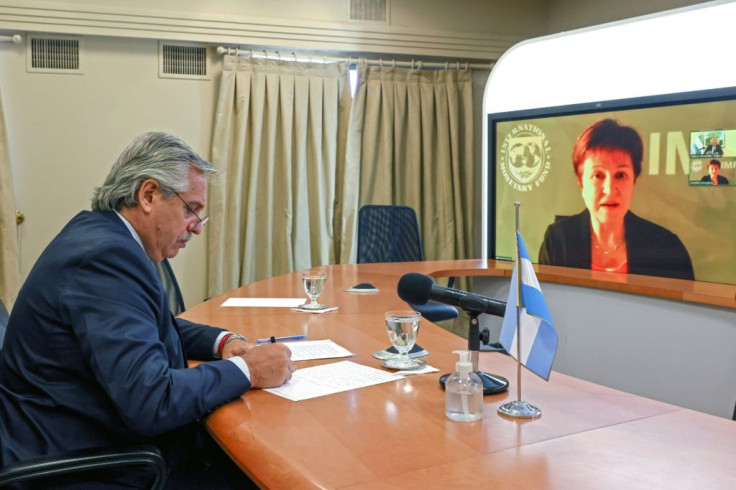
top-left (445, 350), bottom-right (483, 422)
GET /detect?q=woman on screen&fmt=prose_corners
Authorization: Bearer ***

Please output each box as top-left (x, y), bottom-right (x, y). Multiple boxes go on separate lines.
top-left (700, 159), bottom-right (730, 185)
top-left (538, 118), bottom-right (694, 280)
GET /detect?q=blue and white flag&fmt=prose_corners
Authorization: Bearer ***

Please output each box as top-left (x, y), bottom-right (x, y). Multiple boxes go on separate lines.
top-left (499, 231), bottom-right (558, 380)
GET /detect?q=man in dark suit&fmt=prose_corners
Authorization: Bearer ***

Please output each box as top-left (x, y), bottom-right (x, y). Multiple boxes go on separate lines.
top-left (701, 136), bottom-right (724, 156)
top-left (0, 132), bottom-right (295, 488)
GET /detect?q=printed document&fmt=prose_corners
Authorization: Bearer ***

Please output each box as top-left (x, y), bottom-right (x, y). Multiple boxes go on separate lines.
top-left (264, 361), bottom-right (403, 401)
top-left (283, 340), bottom-right (354, 361)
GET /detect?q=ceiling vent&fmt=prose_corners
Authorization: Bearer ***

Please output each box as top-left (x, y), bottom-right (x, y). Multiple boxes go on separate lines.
top-left (27, 35), bottom-right (83, 74)
top-left (159, 42), bottom-right (209, 80)
top-left (348, 0), bottom-right (389, 24)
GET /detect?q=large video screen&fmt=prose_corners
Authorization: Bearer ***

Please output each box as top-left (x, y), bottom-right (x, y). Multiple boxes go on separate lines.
top-left (489, 88), bottom-right (736, 284)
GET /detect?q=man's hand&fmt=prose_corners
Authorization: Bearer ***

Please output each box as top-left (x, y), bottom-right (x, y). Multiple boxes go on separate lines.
top-left (221, 338), bottom-right (254, 359)
top-left (242, 343), bottom-right (295, 388)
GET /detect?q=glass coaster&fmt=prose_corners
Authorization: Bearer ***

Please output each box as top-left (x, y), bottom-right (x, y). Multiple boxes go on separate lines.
top-left (297, 303), bottom-right (328, 311)
top-left (382, 357), bottom-right (426, 370)
top-left (372, 344), bottom-right (429, 360)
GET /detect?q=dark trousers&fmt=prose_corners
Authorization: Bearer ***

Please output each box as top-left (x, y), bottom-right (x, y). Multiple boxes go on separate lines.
top-left (165, 433), bottom-right (258, 489)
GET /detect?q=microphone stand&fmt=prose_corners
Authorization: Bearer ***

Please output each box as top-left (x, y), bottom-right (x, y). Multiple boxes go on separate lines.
top-left (439, 309), bottom-right (509, 396)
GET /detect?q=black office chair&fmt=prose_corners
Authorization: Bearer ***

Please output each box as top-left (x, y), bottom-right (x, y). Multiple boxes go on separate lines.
top-left (155, 258), bottom-right (186, 315)
top-left (357, 205), bottom-right (458, 322)
top-left (0, 446), bottom-right (168, 489)
top-left (0, 298), bottom-right (168, 489)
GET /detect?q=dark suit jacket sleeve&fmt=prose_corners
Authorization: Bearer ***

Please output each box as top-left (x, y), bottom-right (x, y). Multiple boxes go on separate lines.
top-left (176, 317), bottom-right (223, 360)
top-left (59, 243), bottom-right (249, 437)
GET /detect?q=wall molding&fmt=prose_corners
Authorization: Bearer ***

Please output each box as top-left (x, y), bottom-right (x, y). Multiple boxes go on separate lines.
top-left (0, 2), bottom-right (522, 60)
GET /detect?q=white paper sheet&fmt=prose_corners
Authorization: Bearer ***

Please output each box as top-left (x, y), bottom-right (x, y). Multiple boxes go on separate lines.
top-left (221, 297), bottom-right (306, 308)
top-left (283, 340), bottom-right (354, 361)
top-left (264, 361), bottom-right (404, 401)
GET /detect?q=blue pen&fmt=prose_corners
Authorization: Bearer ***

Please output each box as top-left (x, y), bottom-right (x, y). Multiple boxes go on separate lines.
top-left (256, 334), bottom-right (307, 344)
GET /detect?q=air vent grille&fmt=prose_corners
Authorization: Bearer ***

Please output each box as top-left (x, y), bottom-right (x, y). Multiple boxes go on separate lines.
top-left (27, 36), bottom-right (82, 74)
top-left (349, 0), bottom-right (389, 23)
top-left (159, 43), bottom-right (208, 80)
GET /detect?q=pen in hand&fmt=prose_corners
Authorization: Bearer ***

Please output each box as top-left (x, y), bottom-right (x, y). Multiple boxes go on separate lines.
top-left (257, 334), bottom-right (307, 344)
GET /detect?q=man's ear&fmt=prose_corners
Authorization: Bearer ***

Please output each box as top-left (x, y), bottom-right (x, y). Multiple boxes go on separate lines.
top-left (137, 179), bottom-right (160, 215)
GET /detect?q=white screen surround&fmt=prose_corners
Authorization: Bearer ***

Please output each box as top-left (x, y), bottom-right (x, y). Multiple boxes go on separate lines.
top-left (478, 0), bottom-right (736, 419)
top-left (482, 0), bottom-right (736, 257)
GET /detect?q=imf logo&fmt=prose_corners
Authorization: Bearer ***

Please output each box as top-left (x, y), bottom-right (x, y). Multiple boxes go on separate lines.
top-left (500, 124), bottom-right (551, 191)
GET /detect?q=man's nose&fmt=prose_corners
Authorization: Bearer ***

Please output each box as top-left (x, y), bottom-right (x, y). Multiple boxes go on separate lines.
top-left (188, 220), bottom-right (203, 235)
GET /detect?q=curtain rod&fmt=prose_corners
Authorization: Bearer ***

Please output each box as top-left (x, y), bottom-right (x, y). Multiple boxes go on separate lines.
top-left (216, 46), bottom-right (493, 70)
top-left (0, 34), bottom-right (22, 44)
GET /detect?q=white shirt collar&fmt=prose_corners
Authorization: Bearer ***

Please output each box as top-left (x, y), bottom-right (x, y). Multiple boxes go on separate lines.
top-left (114, 210), bottom-right (146, 254)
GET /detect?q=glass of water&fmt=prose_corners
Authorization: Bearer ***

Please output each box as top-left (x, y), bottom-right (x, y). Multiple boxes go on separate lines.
top-left (301, 270), bottom-right (327, 310)
top-left (383, 310), bottom-right (424, 370)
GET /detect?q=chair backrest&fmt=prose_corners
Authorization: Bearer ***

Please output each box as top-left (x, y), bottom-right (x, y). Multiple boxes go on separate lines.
top-left (154, 259), bottom-right (185, 315)
top-left (358, 205), bottom-right (425, 264)
top-left (0, 298), bottom-right (8, 350)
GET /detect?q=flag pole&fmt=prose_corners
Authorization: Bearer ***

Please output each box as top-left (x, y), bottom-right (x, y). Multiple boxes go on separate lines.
top-left (514, 202), bottom-right (523, 403)
top-left (498, 202), bottom-right (542, 419)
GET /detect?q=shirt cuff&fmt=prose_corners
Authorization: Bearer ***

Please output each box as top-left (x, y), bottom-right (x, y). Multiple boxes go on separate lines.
top-left (214, 331), bottom-right (229, 356)
top-left (226, 355), bottom-right (251, 382)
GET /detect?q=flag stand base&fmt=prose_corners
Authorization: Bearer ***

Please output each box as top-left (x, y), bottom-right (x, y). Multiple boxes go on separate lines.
top-left (497, 400), bottom-right (542, 418)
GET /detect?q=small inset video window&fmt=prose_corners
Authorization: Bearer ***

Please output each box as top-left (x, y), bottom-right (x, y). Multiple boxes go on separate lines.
top-left (689, 157), bottom-right (734, 186)
top-left (690, 130), bottom-right (725, 157)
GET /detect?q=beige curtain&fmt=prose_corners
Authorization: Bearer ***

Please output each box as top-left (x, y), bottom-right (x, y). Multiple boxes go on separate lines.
top-left (340, 62), bottom-right (475, 263)
top-left (0, 91), bottom-right (20, 309)
top-left (208, 56), bottom-right (351, 297)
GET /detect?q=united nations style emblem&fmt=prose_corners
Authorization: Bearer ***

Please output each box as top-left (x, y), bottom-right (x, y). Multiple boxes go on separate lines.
top-left (499, 124), bottom-right (551, 191)
top-left (690, 160), bottom-right (703, 173)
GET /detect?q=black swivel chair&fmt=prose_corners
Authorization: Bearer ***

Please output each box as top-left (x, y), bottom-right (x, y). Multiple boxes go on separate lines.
top-left (0, 298), bottom-right (168, 489)
top-left (357, 205), bottom-right (459, 322)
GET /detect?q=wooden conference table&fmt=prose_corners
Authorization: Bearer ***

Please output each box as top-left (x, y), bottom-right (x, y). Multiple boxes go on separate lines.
top-left (182, 261), bottom-right (736, 489)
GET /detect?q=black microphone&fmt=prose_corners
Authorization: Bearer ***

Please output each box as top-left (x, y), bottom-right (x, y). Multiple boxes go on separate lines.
top-left (397, 272), bottom-right (506, 316)
top-left (398, 272), bottom-right (510, 396)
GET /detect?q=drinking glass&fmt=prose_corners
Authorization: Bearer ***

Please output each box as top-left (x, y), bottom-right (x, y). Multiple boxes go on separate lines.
top-left (383, 310), bottom-right (425, 370)
top-left (301, 270), bottom-right (327, 310)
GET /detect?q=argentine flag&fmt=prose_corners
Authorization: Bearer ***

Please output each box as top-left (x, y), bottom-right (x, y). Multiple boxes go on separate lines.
top-left (499, 231), bottom-right (558, 380)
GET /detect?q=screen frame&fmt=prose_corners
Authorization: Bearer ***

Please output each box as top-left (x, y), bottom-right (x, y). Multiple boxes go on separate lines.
top-left (487, 84), bottom-right (736, 270)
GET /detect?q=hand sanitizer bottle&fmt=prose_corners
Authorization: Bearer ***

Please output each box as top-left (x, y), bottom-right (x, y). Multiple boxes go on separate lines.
top-left (445, 350), bottom-right (483, 422)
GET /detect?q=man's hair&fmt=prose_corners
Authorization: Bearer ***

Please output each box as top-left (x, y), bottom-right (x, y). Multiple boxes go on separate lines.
top-left (91, 132), bottom-right (217, 211)
top-left (572, 118), bottom-right (643, 181)
top-left (708, 159), bottom-right (722, 169)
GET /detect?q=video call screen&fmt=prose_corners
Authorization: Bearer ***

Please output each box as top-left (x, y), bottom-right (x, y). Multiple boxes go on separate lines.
top-left (488, 88), bottom-right (736, 285)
